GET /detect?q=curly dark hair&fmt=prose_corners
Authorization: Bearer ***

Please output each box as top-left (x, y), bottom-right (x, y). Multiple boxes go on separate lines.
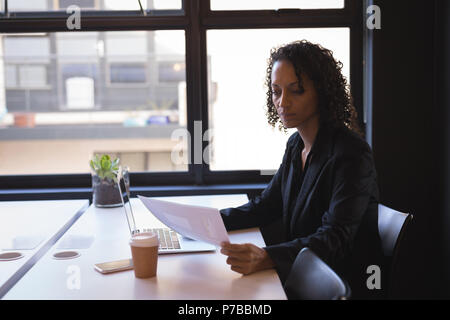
top-left (265, 40), bottom-right (363, 137)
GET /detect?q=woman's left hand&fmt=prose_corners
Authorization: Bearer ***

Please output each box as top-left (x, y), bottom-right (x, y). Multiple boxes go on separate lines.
top-left (220, 242), bottom-right (275, 275)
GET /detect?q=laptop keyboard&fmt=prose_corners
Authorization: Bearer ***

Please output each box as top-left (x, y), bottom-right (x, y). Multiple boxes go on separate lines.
top-left (145, 228), bottom-right (181, 250)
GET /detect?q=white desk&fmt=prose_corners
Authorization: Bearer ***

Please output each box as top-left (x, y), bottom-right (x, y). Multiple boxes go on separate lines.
top-left (3, 195), bottom-right (287, 300)
top-left (0, 200), bottom-right (89, 298)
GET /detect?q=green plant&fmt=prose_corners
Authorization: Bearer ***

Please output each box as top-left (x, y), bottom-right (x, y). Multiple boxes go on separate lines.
top-left (148, 99), bottom-right (175, 111)
top-left (90, 154), bottom-right (120, 183)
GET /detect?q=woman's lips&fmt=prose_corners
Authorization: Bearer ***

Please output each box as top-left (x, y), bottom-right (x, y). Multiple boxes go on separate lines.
top-left (280, 113), bottom-right (296, 119)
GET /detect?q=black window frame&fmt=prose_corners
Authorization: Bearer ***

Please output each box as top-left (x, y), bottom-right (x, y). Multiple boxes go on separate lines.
top-left (0, 0), bottom-right (364, 194)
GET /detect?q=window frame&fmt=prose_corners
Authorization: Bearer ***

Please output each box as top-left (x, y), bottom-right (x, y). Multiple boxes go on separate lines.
top-left (0, 0), bottom-right (364, 191)
top-left (198, 0), bottom-right (364, 185)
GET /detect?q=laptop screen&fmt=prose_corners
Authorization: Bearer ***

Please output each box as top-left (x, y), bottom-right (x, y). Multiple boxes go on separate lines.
top-left (118, 176), bottom-right (137, 235)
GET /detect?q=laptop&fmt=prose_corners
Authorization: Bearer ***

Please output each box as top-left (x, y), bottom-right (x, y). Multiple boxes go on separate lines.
top-left (117, 176), bottom-right (216, 254)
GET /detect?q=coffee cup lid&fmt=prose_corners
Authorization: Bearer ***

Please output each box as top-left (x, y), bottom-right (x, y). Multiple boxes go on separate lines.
top-left (129, 232), bottom-right (159, 247)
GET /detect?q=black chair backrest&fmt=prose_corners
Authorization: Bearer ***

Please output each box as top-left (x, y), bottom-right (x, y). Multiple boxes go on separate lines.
top-left (378, 204), bottom-right (413, 298)
top-left (378, 204), bottom-right (413, 257)
top-left (284, 247), bottom-right (351, 300)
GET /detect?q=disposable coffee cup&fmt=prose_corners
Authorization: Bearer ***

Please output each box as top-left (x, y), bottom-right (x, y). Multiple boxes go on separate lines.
top-left (129, 232), bottom-right (159, 278)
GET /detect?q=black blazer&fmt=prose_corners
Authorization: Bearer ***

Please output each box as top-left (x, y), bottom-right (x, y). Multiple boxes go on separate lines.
top-left (220, 125), bottom-right (385, 299)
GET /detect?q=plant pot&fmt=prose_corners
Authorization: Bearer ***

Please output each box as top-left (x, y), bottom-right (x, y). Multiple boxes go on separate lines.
top-left (14, 113), bottom-right (36, 128)
top-left (92, 174), bottom-right (123, 208)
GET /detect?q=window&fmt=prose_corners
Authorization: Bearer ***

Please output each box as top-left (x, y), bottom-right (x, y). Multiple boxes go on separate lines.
top-left (207, 28), bottom-right (350, 171)
top-left (56, 32), bottom-right (98, 61)
top-left (8, 0), bottom-right (48, 11)
top-left (158, 62), bottom-right (186, 83)
top-left (7, 0), bottom-right (183, 11)
top-left (109, 64), bottom-right (147, 84)
top-left (0, 30), bottom-right (187, 175)
top-left (0, 0), bottom-right (363, 190)
top-left (18, 65), bottom-right (48, 88)
top-left (61, 64), bottom-right (98, 109)
top-left (58, 0), bottom-right (96, 10)
top-left (210, 0), bottom-right (345, 10)
top-left (5, 65), bottom-right (16, 87)
top-left (4, 36), bottom-right (50, 62)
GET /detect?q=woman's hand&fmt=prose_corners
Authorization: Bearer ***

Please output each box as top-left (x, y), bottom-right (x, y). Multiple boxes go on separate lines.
top-left (220, 242), bottom-right (275, 275)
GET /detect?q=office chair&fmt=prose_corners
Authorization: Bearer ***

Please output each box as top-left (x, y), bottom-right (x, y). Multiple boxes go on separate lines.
top-left (378, 204), bottom-right (413, 257)
top-left (284, 247), bottom-right (351, 300)
top-left (378, 204), bottom-right (413, 297)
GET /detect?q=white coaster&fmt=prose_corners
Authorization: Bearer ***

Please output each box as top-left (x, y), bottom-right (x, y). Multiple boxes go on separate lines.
top-left (0, 252), bottom-right (24, 261)
top-left (52, 251), bottom-right (80, 260)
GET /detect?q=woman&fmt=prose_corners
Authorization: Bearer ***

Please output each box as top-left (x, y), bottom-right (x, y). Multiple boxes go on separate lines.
top-left (219, 40), bottom-right (384, 299)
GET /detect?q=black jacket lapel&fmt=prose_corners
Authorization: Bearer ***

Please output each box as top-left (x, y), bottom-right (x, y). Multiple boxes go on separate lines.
top-left (289, 126), bottom-right (334, 237)
top-left (282, 135), bottom-right (303, 224)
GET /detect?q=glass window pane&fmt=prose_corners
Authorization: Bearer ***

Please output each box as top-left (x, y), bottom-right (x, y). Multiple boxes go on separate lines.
top-left (8, 0), bottom-right (47, 11)
top-left (4, 37), bottom-right (50, 63)
top-left (8, 0), bottom-right (182, 11)
top-left (19, 65), bottom-right (47, 88)
top-left (59, 0), bottom-right (96, 9)
top-left (0, 31), bottom-right (187, 175)
top-left (105, 31), bottom-right (147, 63)
top-left (5, 65), bottom-right (17, 88)
top-left (207, 28), bottom-right (349, 171)
top-left (211, 0), bottom-right (344, 10)
top-left (110, 64), bottom-right (147, 83)
top-left (57, 32), bottom-right (99, 61)
top-left (158, 62), bottom-right (186, 83)
top-left (104, 0), bottom-right (182, 10)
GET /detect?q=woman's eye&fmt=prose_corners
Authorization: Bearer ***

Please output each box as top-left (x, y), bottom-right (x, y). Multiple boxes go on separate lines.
top-left (292, 88), bottom-right (305, 95)
top-left (272, 90), bottom-right (281, 97)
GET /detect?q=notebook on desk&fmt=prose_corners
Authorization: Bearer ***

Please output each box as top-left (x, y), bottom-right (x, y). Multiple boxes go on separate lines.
top-left (117, 176), bottom-right (216, 254)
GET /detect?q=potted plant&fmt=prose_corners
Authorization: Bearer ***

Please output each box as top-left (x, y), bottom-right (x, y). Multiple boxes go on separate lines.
top-left (13, 112), bottom-right (36, 128)
top-left (90, 154), bottom-right (122, 207)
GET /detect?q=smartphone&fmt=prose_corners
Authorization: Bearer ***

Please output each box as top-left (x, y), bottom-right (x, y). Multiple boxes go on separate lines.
top-left (94, 258), bottom-right (133, 274)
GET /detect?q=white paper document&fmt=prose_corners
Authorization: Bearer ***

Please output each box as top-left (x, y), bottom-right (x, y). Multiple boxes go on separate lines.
top-left (137, 195), bottom-right (230, 246)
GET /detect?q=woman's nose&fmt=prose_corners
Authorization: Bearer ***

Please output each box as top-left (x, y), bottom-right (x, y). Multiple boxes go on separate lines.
top-left (279, 91), bottom-right (291, 109)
